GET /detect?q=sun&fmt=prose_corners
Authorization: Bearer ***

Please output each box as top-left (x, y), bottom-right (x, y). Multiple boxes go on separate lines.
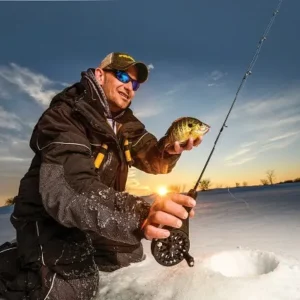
top-left (157, 186), bottom-right (168, 196)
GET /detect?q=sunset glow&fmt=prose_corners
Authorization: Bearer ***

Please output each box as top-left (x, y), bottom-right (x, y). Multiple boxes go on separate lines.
top-left (157, 186), bottom-right (168, 196)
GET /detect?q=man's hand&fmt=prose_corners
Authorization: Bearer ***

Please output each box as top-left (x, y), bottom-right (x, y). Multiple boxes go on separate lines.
top-left (142, 193), bottom-right (196, 240)
top-left (165, 137), bottom-right (203, 155)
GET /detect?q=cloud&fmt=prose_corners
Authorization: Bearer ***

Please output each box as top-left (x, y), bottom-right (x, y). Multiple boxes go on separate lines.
top-left (0, 106), bottom-right (22, 131)
top-left (207, 70), bottom-right (227, 87)
top-left (148, 64), bottom-right (154, 71)
top-left (225, 129), bottom-right (300, 167)
top-left (0, 135), bottom-right (33, 161)
top-left (232, 87), bottom-right (300, 123)
top-left (164, 81), bottom-right (189, 96)
top-left (257, 134), bottom-right (300, 154)
top-left (267, 131), bottom-right (300, 142)
top-left (240, 97), bottom-right (287, 116)
top-left (0, 63), bottom-right (61, 106)
top-left (225, 145), bottom-right (256, 166)
top-left (240, 141), bottom-right (257, 148)
top-left (225, 86), bottom-right (300, 162)
top-left (0, 81), bottom-right (11, 99)
top-left (225, 148), bottom-right (251, 161)
top-left (226, 156), bottom-right (256, 166)
top-left (275, 115), bottom-right (300, 127)
top-left (210, 70), bottom-right (226, 81)
top-left (0, 157), bottom-right (30, 162)
top-left (0, 134), bottom-right (33, 181)
top-left (165, 89), bottom-right (177, 96)
top-left (134, 105), bottom-right (164, 118)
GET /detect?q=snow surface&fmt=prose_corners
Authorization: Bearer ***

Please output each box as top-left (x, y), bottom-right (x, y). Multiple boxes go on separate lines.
top-left (1, 183), bottom-right (300, 299)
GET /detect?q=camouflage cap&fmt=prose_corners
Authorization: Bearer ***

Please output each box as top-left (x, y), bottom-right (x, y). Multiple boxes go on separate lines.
top-left (99, 52), bottom-right (149, 83)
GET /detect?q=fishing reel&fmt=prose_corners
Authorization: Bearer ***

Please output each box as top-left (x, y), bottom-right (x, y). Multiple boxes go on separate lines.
top-left (151, 189), bottom-right (197, 267)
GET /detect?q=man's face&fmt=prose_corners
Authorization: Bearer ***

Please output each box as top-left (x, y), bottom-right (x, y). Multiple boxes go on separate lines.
top-left (95, 65), bottom-right (138, 112)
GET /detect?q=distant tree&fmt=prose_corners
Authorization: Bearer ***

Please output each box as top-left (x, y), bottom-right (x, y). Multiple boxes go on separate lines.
top-left (215, 183), bottom-right (223, 189)
top-left (5, 197), bottom-right (15, 206)
top-left (283, 180), bottom-right (293, 184)
top-left (168, 184), bottom-right (186, 193)
top-left (294, 178), bottom-right (300, 183)
top-left (266, 170), bottom-right (276, 185)
top-left (260, 179), bottom-right (269, 186)
top-left (199, 179), bottom-right (211, 191)
top-left (243, 181), bottom-right (248, 187)
top-left (235, 182), bottom-right (240, 188)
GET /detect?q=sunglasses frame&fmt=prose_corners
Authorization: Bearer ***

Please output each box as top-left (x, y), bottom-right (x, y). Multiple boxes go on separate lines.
top-left (104, 68), bottom-right (140, 91)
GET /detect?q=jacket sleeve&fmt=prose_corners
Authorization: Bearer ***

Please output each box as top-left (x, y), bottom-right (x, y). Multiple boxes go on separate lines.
top-left (34, 105), bottom-right (150, 245)
top-left (130, 129), bottom-right (181, 174)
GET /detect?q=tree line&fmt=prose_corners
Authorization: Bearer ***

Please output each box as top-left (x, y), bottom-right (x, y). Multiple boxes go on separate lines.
top-left (166, 169), bottom-right (300, 193)
top-left (3, 170), bottom-right (300, 205)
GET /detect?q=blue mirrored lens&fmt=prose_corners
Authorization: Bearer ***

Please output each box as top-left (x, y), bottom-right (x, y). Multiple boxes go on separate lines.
top-left (132, 81), bottom-right (140, 91)
top-left (116, 71), bottom-right (130, 83)
top-left (116, 71), bottom-right (140, 91)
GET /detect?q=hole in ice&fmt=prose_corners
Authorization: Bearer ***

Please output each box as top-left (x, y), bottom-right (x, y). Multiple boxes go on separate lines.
top-left (204, 250), bottom-right (279, 278)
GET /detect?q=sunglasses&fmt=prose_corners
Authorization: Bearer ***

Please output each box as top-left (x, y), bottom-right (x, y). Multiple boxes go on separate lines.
top-left (105, 69), bottom-right (140, 91)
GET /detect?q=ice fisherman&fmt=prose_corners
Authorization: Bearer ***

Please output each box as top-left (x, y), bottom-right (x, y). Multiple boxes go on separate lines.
top-left (0, 52), bottom-right (202, 300)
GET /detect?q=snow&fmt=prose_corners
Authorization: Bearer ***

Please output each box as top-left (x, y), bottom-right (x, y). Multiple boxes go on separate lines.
top-left (1, 183), bottom-right (300, 299)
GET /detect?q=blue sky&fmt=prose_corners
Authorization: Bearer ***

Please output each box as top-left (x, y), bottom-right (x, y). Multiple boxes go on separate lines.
top-left (0, 0), bottom-right (299, 201)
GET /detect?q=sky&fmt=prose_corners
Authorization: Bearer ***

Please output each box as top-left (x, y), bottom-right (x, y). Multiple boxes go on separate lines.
top-left (0, 0), bottom-right (300, 203)
top-left (1, 184), bottom-right (300, 299)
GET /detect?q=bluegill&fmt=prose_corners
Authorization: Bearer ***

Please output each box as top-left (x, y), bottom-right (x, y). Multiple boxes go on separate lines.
top-left (158, 117), bottom-right (210, 151)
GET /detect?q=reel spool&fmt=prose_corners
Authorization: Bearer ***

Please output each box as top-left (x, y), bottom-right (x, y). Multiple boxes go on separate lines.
top-left (151, 227), bottom-right (194, 267)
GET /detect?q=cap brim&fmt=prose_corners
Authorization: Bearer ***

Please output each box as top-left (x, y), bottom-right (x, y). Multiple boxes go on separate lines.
top-left (110, 61), bottom-right (149, 83)
top-left (131, 62), bottom-right (149, 83)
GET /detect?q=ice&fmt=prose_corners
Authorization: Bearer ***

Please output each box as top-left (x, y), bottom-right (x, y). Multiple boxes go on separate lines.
top-left (1, 183), bottom-right (300, 299)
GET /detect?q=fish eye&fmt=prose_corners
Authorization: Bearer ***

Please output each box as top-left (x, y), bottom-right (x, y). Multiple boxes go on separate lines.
top-left (188, 123), bottom-right (193, 128)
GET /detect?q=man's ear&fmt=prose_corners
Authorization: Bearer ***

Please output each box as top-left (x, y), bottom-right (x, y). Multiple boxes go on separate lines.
top-left (95, 68), bottom-right (105, 85)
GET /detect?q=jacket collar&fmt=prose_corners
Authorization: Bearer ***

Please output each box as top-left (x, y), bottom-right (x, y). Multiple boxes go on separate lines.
top-left (49, 69), bottom-right (145, 138)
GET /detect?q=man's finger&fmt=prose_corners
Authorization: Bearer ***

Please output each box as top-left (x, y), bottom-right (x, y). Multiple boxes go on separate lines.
top-left (194, 136), bottom-right (203, 147)
top-left (174, 141), bottom-right (183, 153)
top-left (147, 210), bottom-right (184, 228)
top-left (184, 138), bottom-right (194, 150)
top-left (154, 194), bottom-right (195, 219)
top-left (155, 197), bottom-right (188, 219)
top-left (143, 208), bottom-right (195, 240)
top-left (167, 193), bottom-right (196, 208)
top-left (144, 224), bottom-right (170, 240)
top-left (189, 209), bottom-right (195, 218)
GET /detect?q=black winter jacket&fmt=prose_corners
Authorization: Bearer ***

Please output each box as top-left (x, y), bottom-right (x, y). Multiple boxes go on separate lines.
top-left (9, 70), bottom-right (181, 278)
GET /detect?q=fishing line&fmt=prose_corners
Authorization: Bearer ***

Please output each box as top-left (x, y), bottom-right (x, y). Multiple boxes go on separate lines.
top-left (192, 0), bottom-right (284, 193)
top-left (227, 188), bottom-right (271, 223)
top-left (227, 188), bottom-right (251, 211)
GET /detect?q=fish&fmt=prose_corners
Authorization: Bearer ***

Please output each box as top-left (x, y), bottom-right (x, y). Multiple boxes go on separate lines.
top-left (158, 117), bottom-right (210, 152)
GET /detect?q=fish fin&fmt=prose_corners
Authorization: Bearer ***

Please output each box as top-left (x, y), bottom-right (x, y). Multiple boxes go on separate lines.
top-left (172, 117), bottom-right (186, 123)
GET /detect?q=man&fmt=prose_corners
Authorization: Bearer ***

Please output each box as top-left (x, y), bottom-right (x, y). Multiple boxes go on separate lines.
top-left (0, 52), bottom-right (200, 300)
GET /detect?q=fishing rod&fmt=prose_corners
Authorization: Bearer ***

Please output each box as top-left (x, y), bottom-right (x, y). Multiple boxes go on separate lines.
top-left (151, 0), bottom-right (284, 267)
